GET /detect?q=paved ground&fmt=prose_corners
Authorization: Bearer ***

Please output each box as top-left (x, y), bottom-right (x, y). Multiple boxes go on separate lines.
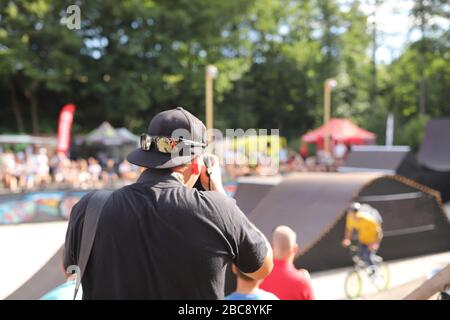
top-left (364, 277), bottom-right (426, 300)
top-left (1, 220), bottom-right (449, 300)
top-left (0, 221), bottom-right (68, 300)
top-left (310, 251), bottom-right (450, 300)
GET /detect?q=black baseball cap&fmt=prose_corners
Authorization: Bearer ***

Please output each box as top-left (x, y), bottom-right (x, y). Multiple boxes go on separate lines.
top-left (127, 107), bottom-right (207, 169)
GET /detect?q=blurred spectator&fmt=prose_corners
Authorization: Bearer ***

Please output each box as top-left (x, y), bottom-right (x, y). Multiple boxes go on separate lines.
top-left (260, 225), bottom-right (314, 300)
top-left (49, 152), bottom-right (58, 180)
top-left (316, 149), bottom-right (334, 168)
top-left (118, 159), bottom-right (138, 183)
top-left (0, 143), bottom-right (344, 193)
top-left (101, 158), bottom-right (118, 186)
top-left (35, 148), bottom-right (51, 187)
top-left (77, 159), bottom-right (91, 190)
top-left (300, 143), bottom-right (309, 159)
top-left (280, 152), bottom-right (307, 173)
top-left (225, 264), bottom-right (279, 300)
top-left (333, 142), bottom-right (348, 160)
top-left (305, 156), bottom-right (317, 171)
top-left (50, 152), bottom-right (64, 185)
top-left (0, 149), bottom-right (135, 192)
top-left (13, 153), bottom-right (26, 191)
top-left (88, 157), bottom-right (102, 188)
top-left (2, 150), bottom-right (16, 192)
top-left (24, 152), bottom-right (36, 190)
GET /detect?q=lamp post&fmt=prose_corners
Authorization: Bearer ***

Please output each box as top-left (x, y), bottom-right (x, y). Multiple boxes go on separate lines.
top-left (323, 78), bottom-right (337, 154)
top-left (205, 65), bottom-right (218, 142)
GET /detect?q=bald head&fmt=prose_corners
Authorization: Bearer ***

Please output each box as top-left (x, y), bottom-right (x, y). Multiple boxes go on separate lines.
top-left (271, 226), bottom-right (298, 261)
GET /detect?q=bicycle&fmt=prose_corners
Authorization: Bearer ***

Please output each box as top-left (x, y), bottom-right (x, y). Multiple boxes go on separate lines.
top-left (344, 245), bottom-right (390, 299)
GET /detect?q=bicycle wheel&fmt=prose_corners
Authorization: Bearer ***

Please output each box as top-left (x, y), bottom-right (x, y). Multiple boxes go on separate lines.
top-left (344, 270), bottom-right (362, 299)
top-left (371, 263), bottom-right (390, 292)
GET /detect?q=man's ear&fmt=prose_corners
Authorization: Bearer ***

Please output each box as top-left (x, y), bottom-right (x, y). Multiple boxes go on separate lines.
top-left (191, 157), bottom-right (200, 175)
top-left (292, 243), bottom-right (299, 255)
top-left (231, 264), bottom-right (238, 275)
top-left (171, 164), bottom-right (187, 174)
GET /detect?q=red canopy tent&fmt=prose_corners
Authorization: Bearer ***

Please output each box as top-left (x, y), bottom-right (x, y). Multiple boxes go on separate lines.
top-left (301, 118), bottom-right (376, 149)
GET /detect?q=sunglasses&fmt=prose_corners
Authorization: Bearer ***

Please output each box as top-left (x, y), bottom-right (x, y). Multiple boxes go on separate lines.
top-left (140, 134), bottom-right (206, 153)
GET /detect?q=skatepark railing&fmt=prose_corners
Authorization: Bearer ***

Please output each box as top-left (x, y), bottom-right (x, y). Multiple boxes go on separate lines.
top-left (404, 263), bottom-right (450, 300)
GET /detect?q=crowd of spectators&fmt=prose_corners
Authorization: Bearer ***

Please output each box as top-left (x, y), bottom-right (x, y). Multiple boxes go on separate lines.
top-left (0, 142), bottom-right (348, 193)
top-left (222, 147), bottom-right (348, 179)
top-left (0, 147), bottom-right (141, 193)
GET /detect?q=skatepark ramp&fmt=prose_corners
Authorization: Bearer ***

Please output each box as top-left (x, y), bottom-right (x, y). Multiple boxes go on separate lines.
top-left (247, 173), bottom-right (450, 271)
top-left (338, 145), bottom-right (410, 174)
top-left (405, 263), bottom-right (450, 300)
top-left (417, 118), bottom-right (450, 172)
top-left (397, 118), bottom-right (450, 203)
top-left (234, 176), bottom-right (282, 215)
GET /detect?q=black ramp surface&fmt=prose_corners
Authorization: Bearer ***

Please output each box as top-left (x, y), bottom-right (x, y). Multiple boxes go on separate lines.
top-left (299, 176), bottom-right (450, 271)
top-left (358, 176), bottom-right (450, 259)
top-left (340, 148), bottom-right (409, 173)
top-left (398, 152), bottom-right (450, 203)
top-left (247, 173), bottom-right (450, 272)
top-left (418, 118), bottom-right (450, 171)
top-left (234, 176), bottom-right (281, 215)
top-left (247, 172), bottom-right (381, 255)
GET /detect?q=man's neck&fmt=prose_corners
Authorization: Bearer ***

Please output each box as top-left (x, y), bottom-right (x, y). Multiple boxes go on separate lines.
top-left (273, 255), bottom-right (294, 265)
top-left (171, 171), bottom-right (185, 185)
top-left (235, 280), bottom-right (259, 295)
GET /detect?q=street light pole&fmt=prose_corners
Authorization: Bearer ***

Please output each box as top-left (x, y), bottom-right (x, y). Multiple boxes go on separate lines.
top-left (323, 78), bottom-right (337, 154)
top-left (205, 65), bottom-right (218, 142)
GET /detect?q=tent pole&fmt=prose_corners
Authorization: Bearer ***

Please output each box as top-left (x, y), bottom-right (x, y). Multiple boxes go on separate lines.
top-left (323, 79), bottom-right (336, 154)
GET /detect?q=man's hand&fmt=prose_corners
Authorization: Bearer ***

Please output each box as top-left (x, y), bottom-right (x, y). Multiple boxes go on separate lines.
top-left (199, 154), bottom-right (226, 194)
top-left (341, 239), bottom-right (351, 248)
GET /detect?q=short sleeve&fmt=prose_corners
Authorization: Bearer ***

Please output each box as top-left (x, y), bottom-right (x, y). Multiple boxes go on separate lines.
top-left (210, 194), bottom-right (268, 274)
top-left (233, 212), bottom-right (268, 273)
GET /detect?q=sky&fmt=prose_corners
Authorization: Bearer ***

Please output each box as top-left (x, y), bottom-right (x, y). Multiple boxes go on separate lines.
top-left (356, 0), bottom-right (448, 64)
top-left (355, 0), bottom-right (420, 64)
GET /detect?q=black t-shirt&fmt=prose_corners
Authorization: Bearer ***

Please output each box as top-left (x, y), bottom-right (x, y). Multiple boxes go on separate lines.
top-left (64, 169), bottom-right (267, 299)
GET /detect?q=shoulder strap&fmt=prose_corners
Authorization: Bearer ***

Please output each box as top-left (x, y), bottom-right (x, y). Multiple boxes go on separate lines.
top-left (74, 189), bottom-right (113, 300)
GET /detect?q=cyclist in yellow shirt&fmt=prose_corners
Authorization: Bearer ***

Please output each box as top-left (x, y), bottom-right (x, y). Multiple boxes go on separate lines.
top-left (341, 202), bottom-right (383, 270)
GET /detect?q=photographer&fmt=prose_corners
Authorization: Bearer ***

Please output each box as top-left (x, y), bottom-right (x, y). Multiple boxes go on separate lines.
top-left (64, 107), bottom-right (273, 299)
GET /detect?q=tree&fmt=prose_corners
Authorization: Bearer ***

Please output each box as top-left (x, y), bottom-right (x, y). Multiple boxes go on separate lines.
top-left (0, 0), bottom-right (85, 134)
top-left (0, 0), bottom-right (447, 153)
top-left (410, 0), bottom-right (450, 114)
top-left (382, 34), bottom-right (450, 145)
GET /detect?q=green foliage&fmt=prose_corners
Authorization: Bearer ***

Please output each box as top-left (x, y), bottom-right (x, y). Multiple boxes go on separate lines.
top-left (397, 114), bottom-right (430, 152)
top-left (0, 0), bottom-right (448, 151)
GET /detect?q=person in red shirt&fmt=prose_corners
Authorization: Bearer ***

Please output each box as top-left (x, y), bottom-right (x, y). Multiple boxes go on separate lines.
top-left (260, 225), bottom-right (315, 300)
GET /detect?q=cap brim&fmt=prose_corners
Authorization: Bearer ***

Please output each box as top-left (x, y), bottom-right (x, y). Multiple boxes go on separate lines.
top-left (127, 148), bottom-right (194, 169)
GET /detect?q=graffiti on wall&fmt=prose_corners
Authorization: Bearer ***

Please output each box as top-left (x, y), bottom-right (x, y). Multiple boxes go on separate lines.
top-left (0, 191), bottom-right (87, 225)
top-left (0, 183), bottom-right (237, 225)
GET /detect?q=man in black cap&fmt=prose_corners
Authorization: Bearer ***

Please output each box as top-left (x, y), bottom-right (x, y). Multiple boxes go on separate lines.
top-left (64, 107), bottom-right (273, 299)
